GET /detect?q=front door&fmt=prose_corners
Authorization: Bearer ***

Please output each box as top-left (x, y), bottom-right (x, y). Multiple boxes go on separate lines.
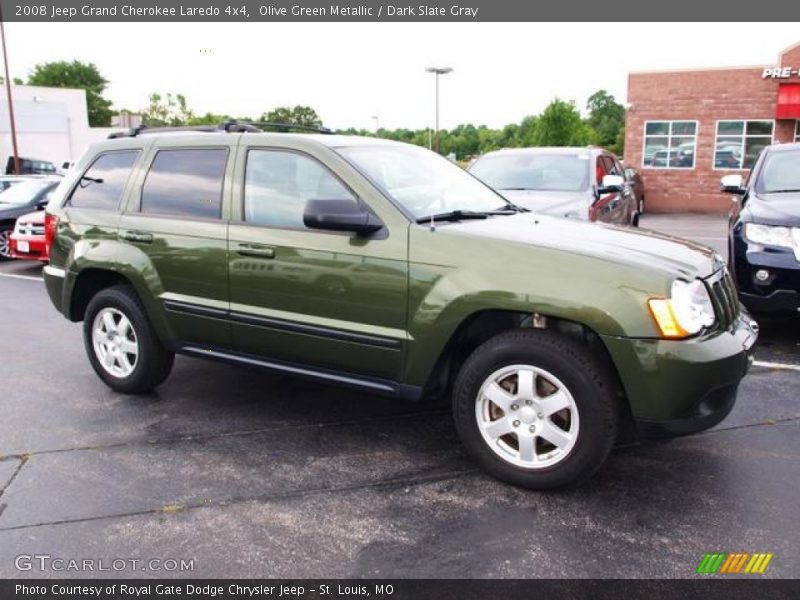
top-left (227, 147), bottom-right (408, 381)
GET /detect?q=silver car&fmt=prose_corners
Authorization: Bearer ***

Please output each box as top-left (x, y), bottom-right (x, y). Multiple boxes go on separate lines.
top-left (469, 147), bottom-right (639, 226)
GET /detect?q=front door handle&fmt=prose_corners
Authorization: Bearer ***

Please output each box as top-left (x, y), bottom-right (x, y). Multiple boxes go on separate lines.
top-left (237, 244), bottom-right (275, 259)
top-left (120, 230), bottom-right (153, 244)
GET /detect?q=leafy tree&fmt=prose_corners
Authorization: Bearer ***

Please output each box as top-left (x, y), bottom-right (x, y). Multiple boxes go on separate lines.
top-left (261, 105), bottom-right (323, 128)
top-left (141, 92), bottom-right (195, 126)
top-left (531, 99), bottom-right (592, 147)
top-left (586, 90), bottom-right (625, 153)
top-left (27, 60), bottom-right (113, 126)
top-left (0, 76), bottom-right (24, 85)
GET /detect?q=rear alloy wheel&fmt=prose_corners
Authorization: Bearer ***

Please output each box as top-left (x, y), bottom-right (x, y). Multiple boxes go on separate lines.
top-left (0, 227), bottom-right (12, 260)
top-left (453, 329), bottom-right (618, 489)
top-left (83, 285), bottom-right (174, 394)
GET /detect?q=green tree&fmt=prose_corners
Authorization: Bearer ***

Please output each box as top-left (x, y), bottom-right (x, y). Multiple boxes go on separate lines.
top-left (586, 90), bottom-right (625, 153)
top-left (141, 92), bottom-right (195, 126)
top-left (27, 60), bottom-right (113, 126)
top-left (261, 105), bottom-right (323, 128)
top-left (531, 99), bottom-right (591, 147)
top-left (0, 76), bottom-right (24, 85)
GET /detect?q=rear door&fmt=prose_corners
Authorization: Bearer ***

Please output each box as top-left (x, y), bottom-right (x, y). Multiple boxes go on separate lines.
top-left (118, 137), bottom-right (235, 348)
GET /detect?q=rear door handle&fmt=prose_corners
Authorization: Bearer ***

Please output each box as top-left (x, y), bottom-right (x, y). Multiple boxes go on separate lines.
top-left (236, 244), bottom-right (275, 259)
top-left (120, 230), bottom-right (153, 244)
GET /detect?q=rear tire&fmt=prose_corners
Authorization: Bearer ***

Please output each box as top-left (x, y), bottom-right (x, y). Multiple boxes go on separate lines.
top-left (452, 329), bottom-right (618, 489)
top-left (83, 285), bottom-right (174, 394)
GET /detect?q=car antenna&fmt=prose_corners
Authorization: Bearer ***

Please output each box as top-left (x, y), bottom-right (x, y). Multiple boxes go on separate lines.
top-left (430, 213), bottom-right (436, 232)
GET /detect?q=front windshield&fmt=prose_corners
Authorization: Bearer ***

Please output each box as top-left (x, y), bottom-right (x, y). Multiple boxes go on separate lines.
top-left (0, 180), bottom-right (51, 205)
top-left (337, 144), bottom-right (509, 219)
top-left (470, 152), bottom-right (590, 192)
top-left (756, 149), bottom-right (800, 194)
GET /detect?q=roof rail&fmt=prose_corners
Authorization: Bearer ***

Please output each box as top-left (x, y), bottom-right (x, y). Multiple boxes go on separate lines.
top-left (107, 120), bottom-right (332, 139)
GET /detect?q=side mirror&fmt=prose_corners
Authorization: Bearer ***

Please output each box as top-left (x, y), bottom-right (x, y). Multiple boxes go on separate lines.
top-left (303, 199), bottom-right (383, 236)
top-left (597, 174), bottom-right (624, 195)
top-left (720, 174), bottom-right (746, 195)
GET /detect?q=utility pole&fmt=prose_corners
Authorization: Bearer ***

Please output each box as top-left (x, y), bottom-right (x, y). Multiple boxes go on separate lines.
top-left (425, 67), bottom-right (452, 154)
top-left (0, 6), bottom-right (20, 175)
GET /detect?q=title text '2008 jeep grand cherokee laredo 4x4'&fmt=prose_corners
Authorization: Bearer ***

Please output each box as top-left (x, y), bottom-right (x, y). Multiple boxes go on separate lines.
top-left (42, 123), bottom-right (758, 489)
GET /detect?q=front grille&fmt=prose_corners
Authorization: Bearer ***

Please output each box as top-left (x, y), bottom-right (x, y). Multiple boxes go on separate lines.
top-left (708, 268), bottom-right (740, 331)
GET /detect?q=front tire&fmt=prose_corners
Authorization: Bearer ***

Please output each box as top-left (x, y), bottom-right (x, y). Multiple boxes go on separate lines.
top-left (0, 226), bottom-right (12, 260)
top-left (452, 329), bottom-right (618, 489)
top-left (83, 285), bottom-right (174, 394)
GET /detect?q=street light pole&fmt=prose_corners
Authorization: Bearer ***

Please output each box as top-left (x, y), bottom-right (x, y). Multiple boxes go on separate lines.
top-left (0, 5), bottom-right (20, 175)
top-left (371, 115), bottom-right (380, 133)
top-left (425, 66), bottom-right (452, 154)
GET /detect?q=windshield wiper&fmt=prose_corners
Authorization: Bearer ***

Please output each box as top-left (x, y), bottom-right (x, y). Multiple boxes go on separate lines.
top-left (416, 210), bottom-right (491, 224)
top-left (765, 189), bottom-right (800, 193)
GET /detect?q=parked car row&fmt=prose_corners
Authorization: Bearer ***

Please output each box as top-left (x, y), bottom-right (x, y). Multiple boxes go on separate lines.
top-left (0, 175), bottom-right (60, 260)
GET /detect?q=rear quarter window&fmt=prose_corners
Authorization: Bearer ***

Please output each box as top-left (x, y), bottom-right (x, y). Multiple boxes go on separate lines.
top-left (68, 150), bottom-right (140, 210)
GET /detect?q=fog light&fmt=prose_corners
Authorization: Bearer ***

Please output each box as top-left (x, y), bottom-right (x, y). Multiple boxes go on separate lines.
top-left (755, 269), bottom-right (770, 282)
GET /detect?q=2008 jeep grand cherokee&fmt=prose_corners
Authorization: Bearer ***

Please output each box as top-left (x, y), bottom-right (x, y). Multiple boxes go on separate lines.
top-left (42, 123), bottom-right (758, 489)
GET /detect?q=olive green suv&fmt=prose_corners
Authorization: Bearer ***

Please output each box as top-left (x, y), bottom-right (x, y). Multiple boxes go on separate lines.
top-left (42, 123), bottom-right (758, 489)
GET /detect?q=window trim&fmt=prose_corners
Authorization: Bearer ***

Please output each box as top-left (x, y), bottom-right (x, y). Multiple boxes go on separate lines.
top-left (712, 119), bottom-right (775, 171)
top-left (641, 120), bottom-right (699, 171)
top-left (239, 146), bottom-right (375, 236)
top-left (795, 120), bottom-right (799, 143)
top-left (137, 146), bottom-right (230, 220)
top-left (65, 149), bottom-right (142, 211)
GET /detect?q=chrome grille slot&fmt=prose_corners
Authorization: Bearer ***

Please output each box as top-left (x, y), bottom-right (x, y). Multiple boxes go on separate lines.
top-left (708, 269), bottom-right (738, 331)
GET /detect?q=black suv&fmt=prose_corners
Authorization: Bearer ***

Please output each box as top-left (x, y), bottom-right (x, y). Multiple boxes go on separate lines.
top-left (723, 142), bottom-right (800, 314)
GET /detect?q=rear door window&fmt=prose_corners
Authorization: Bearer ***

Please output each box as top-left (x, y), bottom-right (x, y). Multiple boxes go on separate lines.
top-left (68, 151), bottom-right (140, 210)
top-left (140, 148), bottom-right (227, 219)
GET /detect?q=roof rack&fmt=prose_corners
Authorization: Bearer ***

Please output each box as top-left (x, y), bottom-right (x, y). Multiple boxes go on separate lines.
top-left (107, 120), bottom-right (332, 139)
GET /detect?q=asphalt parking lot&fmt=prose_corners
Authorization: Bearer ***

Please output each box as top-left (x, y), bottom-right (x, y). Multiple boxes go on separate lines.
top-left (0, 214), bottom-right (798, 579)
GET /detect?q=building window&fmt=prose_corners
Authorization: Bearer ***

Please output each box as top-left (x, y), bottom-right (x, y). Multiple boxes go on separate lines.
top-left (795, 121), bottom-right (800, 142)
top-left (141, 148), bottom-right (227, 219)
top-left (714, 120), bottom-right (773, 170)
top-left (642, 121), bottom-right (697, 169)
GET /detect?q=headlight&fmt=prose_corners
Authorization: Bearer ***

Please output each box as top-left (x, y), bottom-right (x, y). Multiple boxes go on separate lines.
top-left (648, 279), bottom-right (716, 338)
top-left (744, 223), bottom-right (796, 250)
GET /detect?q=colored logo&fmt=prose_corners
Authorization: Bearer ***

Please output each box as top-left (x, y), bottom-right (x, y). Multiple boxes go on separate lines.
top-left (696, 552), bottom-right (773, 574)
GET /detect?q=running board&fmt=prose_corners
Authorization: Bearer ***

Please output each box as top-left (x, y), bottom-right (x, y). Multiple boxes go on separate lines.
top-left (179, 345), bottom-right (422, 401)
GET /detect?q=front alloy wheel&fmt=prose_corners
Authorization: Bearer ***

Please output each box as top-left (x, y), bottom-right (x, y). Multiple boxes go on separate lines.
top-left (0, 228), bottom-right (11, 259)
top-left (476, 365), bottom-right (579, 469)
top-left (453, 329), bottom-right (618, 489)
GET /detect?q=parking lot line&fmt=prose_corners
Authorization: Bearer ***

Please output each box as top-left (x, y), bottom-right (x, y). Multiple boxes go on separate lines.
top-left (0, 273), bottom-right (43, 282)
top-left (753, 360), bottom-right (800, 372)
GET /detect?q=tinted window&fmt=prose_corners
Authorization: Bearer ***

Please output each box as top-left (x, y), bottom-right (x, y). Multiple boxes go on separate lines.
top-left (244, 150), bottom-right (356, 229)
top-left (141, 149), bottom-right (227, 218)
top-left (69, 151), bottom-right (139, 210)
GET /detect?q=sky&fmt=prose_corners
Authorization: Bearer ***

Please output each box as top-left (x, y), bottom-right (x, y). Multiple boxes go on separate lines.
top-left (3, 22), bottom-right (800, 131)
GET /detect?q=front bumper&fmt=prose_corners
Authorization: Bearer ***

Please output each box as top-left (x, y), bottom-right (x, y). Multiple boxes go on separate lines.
top-left (601, 311), bottom-right (758, 439)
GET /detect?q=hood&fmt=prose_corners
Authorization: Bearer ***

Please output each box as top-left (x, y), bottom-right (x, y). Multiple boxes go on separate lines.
top-left (499, 190), bottom-right (589, 218)
top-left (439, 213), bottom-right (722, 280)
top-left (744, 192), bottom-right (800, 226)
top-left (0, 203), bottom-right (30, 219)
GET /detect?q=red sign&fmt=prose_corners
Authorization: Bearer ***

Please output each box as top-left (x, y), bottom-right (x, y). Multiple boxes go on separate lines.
top-left (777, 83), bottom-right (800, 119)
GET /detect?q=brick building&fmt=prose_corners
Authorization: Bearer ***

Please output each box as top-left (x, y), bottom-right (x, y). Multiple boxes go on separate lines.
top-left (624, 41), bottom-right (800, 214)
